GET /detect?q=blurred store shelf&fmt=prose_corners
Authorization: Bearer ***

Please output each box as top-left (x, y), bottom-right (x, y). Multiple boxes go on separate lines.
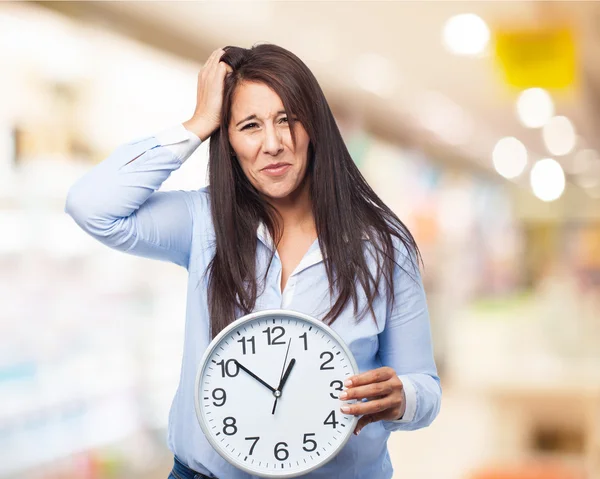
top-left (1, 2), bottom-right (599, 479)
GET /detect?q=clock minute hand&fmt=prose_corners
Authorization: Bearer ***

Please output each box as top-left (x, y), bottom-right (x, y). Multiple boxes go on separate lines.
top-left (234, 360), bottom-right (276, 393)
top-left (279, 338), bottom-right (292, 383)
top-left (271, 359), bottom-right (296, 415)
top-left (272, 338), bottom-right (293, 415)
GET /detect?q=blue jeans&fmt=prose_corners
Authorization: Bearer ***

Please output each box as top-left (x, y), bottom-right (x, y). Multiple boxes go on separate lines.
top-left (168, 455), bottom-right (216, 479)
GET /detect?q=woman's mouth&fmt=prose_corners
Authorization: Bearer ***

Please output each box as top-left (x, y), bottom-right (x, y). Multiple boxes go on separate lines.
top-left (261, 163), bottom-right (291, 176)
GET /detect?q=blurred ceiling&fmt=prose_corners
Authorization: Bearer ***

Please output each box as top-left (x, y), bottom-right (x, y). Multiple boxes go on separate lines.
top-left (36, 1), bottom-right (600, 185)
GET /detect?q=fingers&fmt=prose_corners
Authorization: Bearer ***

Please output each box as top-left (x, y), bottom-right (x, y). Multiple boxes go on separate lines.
top-left (338, 367), bottom-right (405, 435)
top-left (340, 396), bottom-right (396, 417)
top-left (339, 381), bottom-right (395, 401)
top-left (200, 48), bottom-right (226, 80)
top-left (354, 411), bottom-right (387, 435)
top-left (340, 367), bottom-right (402, 403)
top-left (219, 62), bottom-right (233, 75)
top-left (199, 51), bottom-right (217, 78)
top-left (205, 48), bottom-right (224, 68)
top-left (187, 47), bottom-right (232, 139)
top-left (344, 366), bottom-right (396, 388)
top-left (202, 48), bottom-right (225, 74)
top-left (206, 48), bottom-right (232, 75)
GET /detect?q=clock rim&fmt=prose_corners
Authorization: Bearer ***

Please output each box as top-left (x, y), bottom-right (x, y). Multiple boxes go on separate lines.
top-left (194, 308), bottom-right (359, 478)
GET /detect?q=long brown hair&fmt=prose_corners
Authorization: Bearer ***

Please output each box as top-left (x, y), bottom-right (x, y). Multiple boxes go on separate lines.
top-left (206, 44), bottom-right (420, 338)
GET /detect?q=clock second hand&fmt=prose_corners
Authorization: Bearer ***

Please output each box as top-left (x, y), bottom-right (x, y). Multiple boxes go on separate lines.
top-left (272, 338), bottom-right (293, 415)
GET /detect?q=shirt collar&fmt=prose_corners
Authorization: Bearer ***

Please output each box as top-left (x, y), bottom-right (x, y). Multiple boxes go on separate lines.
top-left (256, 222), bottom-right (324, 275)
top-left (256, 222), bottom-right (273, 250)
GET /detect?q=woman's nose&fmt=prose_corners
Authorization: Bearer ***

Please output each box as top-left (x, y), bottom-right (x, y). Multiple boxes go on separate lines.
top-left (262, 125), bottom-right (284, 156)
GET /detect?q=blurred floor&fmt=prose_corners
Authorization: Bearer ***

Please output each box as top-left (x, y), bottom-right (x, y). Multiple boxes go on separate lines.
top-left (388, 385), bottom-right (494, 479)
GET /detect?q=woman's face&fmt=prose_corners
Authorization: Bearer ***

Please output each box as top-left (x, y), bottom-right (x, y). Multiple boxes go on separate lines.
top-left (228, 81), bottom-right (311, 201)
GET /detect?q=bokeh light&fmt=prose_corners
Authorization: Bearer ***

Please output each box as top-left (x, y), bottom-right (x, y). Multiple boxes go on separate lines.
top-left (442, 13), bottom-right (490, 56)
top-left (516, 88), bottom-right (555, 129)
top-left (543, 116), bottom-right (576, 156)
top-left (530, 158), bottom-right (566, 202)
top-left (492, 136), bottom-right (528, 179)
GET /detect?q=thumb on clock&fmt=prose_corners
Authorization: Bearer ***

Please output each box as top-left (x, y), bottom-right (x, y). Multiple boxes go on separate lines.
top-left (353, 411), bottom-right (388, 436)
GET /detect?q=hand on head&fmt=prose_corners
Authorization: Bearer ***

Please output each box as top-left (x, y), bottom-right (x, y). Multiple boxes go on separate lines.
top-left (183, 48), bottom-right (233, 141)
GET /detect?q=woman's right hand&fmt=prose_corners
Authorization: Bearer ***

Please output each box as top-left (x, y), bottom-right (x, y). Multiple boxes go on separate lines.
top-left (183, 48), bottom-right (233, 141)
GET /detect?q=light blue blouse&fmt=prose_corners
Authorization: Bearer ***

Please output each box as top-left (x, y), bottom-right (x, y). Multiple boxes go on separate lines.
top-left (64, 124), bottom-right (441, 479)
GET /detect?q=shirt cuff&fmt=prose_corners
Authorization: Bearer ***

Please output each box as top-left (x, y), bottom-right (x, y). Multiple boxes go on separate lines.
top-left (154, 124), bottom-right (202, 163)
top-left (391, 375), bottom-right (417, 423)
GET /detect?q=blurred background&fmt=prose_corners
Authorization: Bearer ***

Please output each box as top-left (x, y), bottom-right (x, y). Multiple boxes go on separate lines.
top-left (1, 1), bottom-right (599, 478)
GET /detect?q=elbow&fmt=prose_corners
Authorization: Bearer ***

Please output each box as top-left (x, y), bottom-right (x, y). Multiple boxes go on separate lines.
top-left (64, 184), bottom-right (80, 216)
top-left (64, 183), bottom-right (86, 223)
top-left (64, 183), bottom-right (97, 229)
top-left (64, 184), bottom-right (114, 237)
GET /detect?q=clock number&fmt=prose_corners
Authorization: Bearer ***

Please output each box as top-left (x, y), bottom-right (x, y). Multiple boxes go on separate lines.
top-left (237, 336), bottom-right (256, 355)
top-left (299, 332), bottom-right (308, 350)
top-left (223, 417), bottom-right (237, 436)
top-left (262, 326), bottom-right (286, 345)
top-left (319, 351), bottom-right (335, 370)
top-left (329, 380), bottom-right (344, 399)
top-left (302, 433), bottom-right (317, 452)
top-left (324, 410), bottom-right (339, 428)
top-left (245, 436), bottom-right (260, 455)
top-left (215, 359), bottom-right (239, 378)
top-left (212, 388), bottom-right (227, 407)
top-left (274, 442), bottom-right (289, 461)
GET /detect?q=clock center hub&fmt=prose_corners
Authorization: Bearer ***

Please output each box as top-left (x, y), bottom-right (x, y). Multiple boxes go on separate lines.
top-left (274, 390), bottom-right (281, 398)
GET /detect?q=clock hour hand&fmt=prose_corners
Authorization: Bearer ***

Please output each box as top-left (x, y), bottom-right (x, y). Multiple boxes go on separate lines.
top-left (278, 358), bottom-right (296, 393)
top-left (233, 360), bottom-right (276, 393)
top-left (271, 358), bottom-right (296, 415)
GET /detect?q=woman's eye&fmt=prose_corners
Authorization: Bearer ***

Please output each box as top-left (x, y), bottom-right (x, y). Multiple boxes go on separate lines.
top-left (279, 117), bottom-right (289, 124)
top-left (241, 122), bottom-right (258, 130)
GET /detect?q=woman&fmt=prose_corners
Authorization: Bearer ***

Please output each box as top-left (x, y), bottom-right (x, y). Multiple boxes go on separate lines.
top-left (65, 44), bottom-right (441, 479)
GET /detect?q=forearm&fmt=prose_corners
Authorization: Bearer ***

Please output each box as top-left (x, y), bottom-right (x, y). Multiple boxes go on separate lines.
top-left (65, 138), bottom-right (167, 229)
top-left (65, 126), bottom-right (200, 234)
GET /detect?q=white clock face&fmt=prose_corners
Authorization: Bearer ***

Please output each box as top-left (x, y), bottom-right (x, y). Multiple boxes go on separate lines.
top-left (195, 310), bottom-right (359, 478)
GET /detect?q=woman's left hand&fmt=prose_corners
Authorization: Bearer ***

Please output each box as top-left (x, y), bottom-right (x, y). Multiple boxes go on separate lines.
top-left (339, 367), bottom-right (406, 435)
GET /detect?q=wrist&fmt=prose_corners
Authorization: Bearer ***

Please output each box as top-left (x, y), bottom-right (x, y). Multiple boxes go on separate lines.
top-left (182, 116), bottom-right (218, 142)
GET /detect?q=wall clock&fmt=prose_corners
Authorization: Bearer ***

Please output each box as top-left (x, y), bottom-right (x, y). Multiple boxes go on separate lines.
top-left (195, 309), bottom-right (359, 477)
